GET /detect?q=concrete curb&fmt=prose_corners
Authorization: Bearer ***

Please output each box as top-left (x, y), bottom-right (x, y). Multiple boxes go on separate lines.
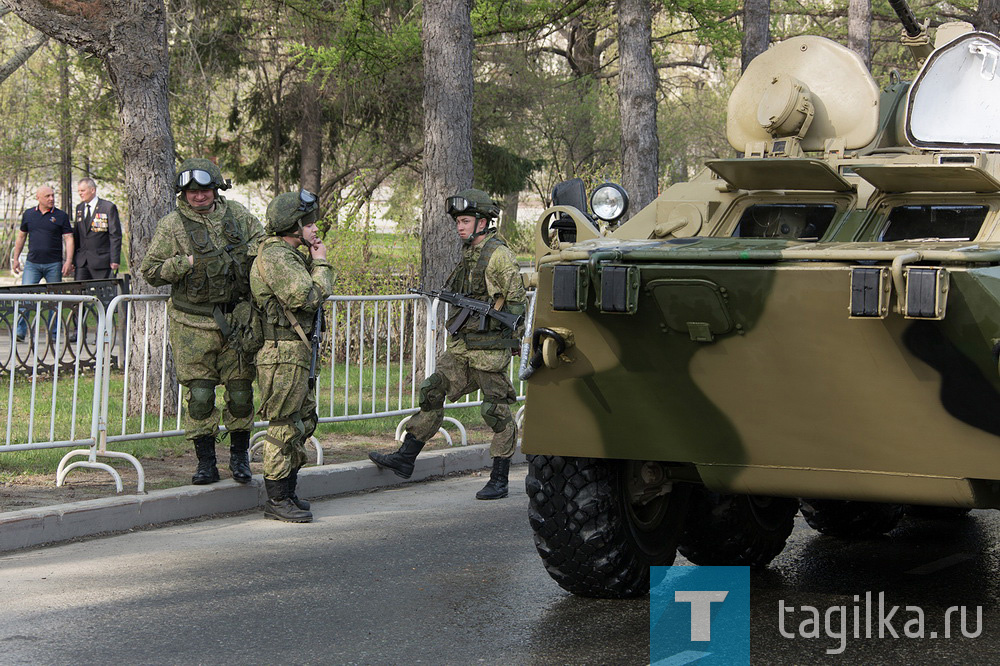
top-left (0, 444), bottom-right (525, 554)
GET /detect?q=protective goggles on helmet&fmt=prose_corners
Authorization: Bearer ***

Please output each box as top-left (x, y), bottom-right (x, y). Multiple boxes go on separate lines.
top-left (446, 196), bottom-right (475, 217)
top-left (176, 169), bottom-right (215, 190)
top-left (298, 189), bottom-right (318, 212)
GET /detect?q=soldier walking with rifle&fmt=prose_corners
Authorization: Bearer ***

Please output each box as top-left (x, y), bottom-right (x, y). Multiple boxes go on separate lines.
top-left (369, 189), bottom-right (526, 499)
top-left (250, 190), bottom-right (333, 522)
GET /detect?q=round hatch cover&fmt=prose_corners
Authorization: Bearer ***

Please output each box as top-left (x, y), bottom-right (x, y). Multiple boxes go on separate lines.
top-left (907, 31), bottom-right (1000, 150)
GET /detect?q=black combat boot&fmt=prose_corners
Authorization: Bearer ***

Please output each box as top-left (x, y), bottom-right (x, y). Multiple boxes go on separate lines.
top-left (368, 433), bottom-right (425, 479)
top-left (228, 430), bottom-right (252, 484)
top-left (288, 468), bottom-right (310, 511)
top-left (263, 478), bottom-right (313, 523)
top-left (476, 457), bottom-right (511, 500)
top-left (191, 435), bottom-right (220, 485)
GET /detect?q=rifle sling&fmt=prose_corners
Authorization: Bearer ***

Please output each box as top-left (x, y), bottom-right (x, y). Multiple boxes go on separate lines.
top-left (280, 302), bottom-right (311, 344)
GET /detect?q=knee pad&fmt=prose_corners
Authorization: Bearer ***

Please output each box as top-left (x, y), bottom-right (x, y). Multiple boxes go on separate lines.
top-left (481, 401), bottom-right (512, 433)
top-left (188, 380), bottom-right (217, 420)
top-left (418, 373), bottom-right (448, 411)
top-left (226, 379), bottom-right (255, 418)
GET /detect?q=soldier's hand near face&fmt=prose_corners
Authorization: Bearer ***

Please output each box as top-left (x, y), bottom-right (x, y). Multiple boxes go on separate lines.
top-left (309, 238), bottom-right (327, 261)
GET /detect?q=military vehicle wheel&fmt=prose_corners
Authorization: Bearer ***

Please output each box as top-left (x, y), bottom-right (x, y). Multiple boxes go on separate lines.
top-left (526, 455), bottom-right (690, 599)
top-left (677, 488), bottom-right (798, 567)
top-left (905, 505), bottom-right (972, 520)
top-left (799, 499), bottom-right (904, 537)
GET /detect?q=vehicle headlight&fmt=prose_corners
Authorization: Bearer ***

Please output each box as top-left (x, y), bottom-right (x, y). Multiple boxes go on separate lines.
top-left (590, 183), bottom-right (629, 223)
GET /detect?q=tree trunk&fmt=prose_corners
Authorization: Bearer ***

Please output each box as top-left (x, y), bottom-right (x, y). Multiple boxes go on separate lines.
top-left (848, 0), bottom-right (871, 70)
top-left (566, 16), bottom-right (600, 170)
top-left (7, 0), bottom-right (180, 416)
top-left (298, 82), bottom-right (322, 197)
top-left (59, 43), bottom-right (73, 214)
top-left (741, 0), bottom-right (771, 72)
top-left (976, 0), bottom-right (1000, 34)
top-left (104, 11), bottom-right (178, 416)
top-left (617, 0), bottom-right (659, 221)
top-left (420, 0), bottom-right (473, 289)
top-left (499, 190), bottom-right (519, 242)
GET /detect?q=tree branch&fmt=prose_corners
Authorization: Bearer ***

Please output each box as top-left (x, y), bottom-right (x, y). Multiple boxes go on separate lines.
top-left (0, 29), bottom-right (46, 84)
top-left (3, 0), bottom-right (110, 55)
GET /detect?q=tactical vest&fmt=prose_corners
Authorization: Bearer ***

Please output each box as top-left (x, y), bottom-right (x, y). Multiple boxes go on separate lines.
top-left (444, 236), bottom-right (519, 349)
top-left (258, 238), bottom-right (316, 342)
top-left (171, 205), bottom-right (252, 317)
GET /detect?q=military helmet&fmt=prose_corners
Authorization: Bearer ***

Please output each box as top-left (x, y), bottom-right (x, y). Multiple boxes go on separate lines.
top-left (446, 189), bottom-right (500, 220)
top-left (265, 189), bottom-right (319, 235)
top-left (175, 158), bottom-right (229, 192)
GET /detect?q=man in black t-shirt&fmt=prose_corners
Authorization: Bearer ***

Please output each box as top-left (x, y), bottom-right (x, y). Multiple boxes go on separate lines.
top-left (11, 185), bottom-right (74, 340)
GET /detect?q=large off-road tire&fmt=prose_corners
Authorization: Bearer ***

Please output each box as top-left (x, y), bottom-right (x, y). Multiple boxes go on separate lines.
top-left (905, 505), bottom-right (972, 520)
top-left (799, 499), bottom-right (904, 537)
top-left (677, 487), bottom-right (798, 567)
top-left (526, 455), bottom-right (690, 599)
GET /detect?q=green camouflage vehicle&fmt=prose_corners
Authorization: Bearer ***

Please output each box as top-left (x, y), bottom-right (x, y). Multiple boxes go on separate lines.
top-left (522, 17), bottom-right (1000, 597)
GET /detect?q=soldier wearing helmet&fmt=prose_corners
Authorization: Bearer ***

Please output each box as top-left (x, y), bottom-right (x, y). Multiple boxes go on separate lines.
top-left (250, 190), bottom-right (333, 522)
top-left (369, 188), bottom-right (527, 500)
top-left (140, 158), bottom-right (265, 486)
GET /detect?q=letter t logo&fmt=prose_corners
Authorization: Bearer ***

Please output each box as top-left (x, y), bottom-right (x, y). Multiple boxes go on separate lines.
top-left (675, 590), bottom-right (730, 641)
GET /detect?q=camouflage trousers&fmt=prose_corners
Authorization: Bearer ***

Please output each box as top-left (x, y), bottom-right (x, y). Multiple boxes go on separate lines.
top-left (170, 319), bottom-right (256, 440)
top-left (257, 360), bottom-right (316, 480)
top-left (405, 348), bottom-right (517, 458)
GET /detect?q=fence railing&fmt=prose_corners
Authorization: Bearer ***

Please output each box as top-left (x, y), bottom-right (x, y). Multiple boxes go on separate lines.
top-left (1, 290), bottom-right (536, 493)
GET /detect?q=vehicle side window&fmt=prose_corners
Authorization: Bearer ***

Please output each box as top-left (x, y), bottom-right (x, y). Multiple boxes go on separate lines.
top-left (879, 205), bottom-right (988, 242)
top-left (732, 204), bottom-right (837, 241)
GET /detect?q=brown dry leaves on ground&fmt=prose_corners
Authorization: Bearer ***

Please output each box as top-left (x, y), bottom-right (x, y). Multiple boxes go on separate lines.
top-left (0, 427), bottom-right (492, 513)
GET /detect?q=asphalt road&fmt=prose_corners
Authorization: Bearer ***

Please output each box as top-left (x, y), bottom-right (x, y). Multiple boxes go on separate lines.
top-left (2, 469), bottom-right (999, 665)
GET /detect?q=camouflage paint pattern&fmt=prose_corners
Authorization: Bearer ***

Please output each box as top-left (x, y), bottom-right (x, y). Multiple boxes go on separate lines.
top-left (140, 196), bottom-right (265, 440)
top-left (524, 36), bottom-right (1000, 508)
top-left (251, 236), bottom-right (334, 480)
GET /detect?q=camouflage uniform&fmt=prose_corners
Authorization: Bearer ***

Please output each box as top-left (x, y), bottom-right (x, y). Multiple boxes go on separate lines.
top-left (140, 196), bottom-right (265, 440)
top-left (405, 231), bottom-right (526, 458)
top-left (251, 236), bottom-right (334, 481)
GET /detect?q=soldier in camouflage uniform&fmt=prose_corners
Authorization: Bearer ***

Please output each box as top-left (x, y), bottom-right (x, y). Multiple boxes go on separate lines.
top-left (140, 159), bottom-right (265, 486)
top-left (369, 189), bottom-right (526, 499)
top-left (251, 190), bottom-right (333, 522)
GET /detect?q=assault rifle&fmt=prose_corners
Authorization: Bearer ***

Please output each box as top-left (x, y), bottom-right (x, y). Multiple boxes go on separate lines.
top-left (410, 288), bottom-right (523, 336)
top-left (308, 307), bottom-right (323, 389)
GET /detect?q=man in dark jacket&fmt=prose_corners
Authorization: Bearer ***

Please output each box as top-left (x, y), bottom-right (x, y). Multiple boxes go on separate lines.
top-left (72, 178), bottom-right (122, 280)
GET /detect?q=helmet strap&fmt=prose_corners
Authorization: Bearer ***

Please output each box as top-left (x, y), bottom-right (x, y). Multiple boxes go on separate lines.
top-left (467, 216), bottom-right (492, 243)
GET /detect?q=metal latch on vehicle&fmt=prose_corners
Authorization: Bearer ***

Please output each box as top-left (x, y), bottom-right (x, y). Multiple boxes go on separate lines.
top-left (596, 265), bottom-right (640, 314)
top-left (551, 264), bottom-right (589, 311)
top-left (903, 267), bottom-right (949, 319)
top-left (849, 266), bottom-right (891, 318)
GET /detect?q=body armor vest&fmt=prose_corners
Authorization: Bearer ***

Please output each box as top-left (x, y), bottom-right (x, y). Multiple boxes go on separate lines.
top-left (172, 206), bottom-right (252, 316)
top-left (444, 236), bottom-right (519, 349)
top-left (258, 237), bottom-right (316, 341)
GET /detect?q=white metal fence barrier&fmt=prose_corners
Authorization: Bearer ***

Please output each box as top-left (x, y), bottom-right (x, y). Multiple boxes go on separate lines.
top-left (1, 290), bottom-right (536, 493)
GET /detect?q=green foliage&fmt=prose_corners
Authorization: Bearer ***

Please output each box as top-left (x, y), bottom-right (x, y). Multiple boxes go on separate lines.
top-left (473, 140), bottom-right (543, 196)
top-left (324, 223), bottom-right (419, 296)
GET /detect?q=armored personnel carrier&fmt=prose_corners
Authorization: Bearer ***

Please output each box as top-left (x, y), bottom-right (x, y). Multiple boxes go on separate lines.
top-left (522, 18), bottom-right (1000, 597)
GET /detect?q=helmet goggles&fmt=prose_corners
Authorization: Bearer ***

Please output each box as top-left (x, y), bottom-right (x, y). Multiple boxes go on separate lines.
top-left (176, 169), bottom-right (215, 191)
top-left (446, 196), bottom-right (476, 217)
top-left (298, 189), bottom-right (318, 213)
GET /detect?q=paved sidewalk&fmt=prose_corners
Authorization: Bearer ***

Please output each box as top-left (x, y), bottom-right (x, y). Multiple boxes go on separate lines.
top-left (0, 444), bottom-right (524, 553)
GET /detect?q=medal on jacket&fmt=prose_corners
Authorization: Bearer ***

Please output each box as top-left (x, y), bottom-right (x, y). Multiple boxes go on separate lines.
top-left (92, 212), bottom-right (108, 233)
